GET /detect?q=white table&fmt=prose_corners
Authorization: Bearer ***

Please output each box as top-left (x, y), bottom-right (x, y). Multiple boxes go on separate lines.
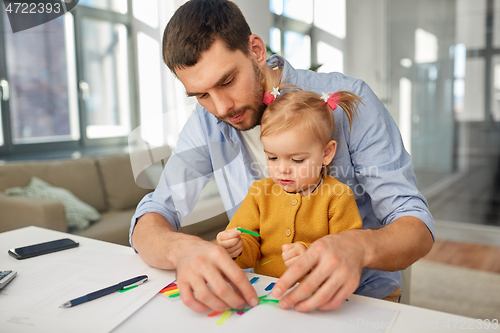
top-left (1, 227), bottom-right (498, 333)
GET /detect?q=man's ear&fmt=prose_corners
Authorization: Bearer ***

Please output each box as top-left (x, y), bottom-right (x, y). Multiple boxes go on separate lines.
top-left (248, 34), bottom-right (267, 66)
top-left (323, 140), bottom-right (337, 166)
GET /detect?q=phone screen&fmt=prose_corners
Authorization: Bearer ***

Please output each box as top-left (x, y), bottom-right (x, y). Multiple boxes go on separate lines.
top-left (10, 238), bottom-right (79, 259)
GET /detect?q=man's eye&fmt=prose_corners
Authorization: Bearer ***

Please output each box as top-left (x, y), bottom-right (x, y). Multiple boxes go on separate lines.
top-left (222, 77), bottom-right (234, 86)
top-left (292, 159), bottom-right (304, 163)
top-left (198, 93), bottom-right (209, 100)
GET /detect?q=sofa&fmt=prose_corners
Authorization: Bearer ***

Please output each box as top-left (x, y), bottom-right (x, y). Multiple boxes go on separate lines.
top-left (0, 154), bottom-right (153, 246)
top-left (0, 153), bottom-right (230, 246)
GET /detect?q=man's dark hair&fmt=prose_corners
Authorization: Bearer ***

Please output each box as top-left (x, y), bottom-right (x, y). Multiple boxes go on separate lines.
top-left (162, 0), bottom-right (252, 73)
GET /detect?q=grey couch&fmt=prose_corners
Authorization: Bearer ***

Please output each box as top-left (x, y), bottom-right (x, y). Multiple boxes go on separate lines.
top-left (0, 154), bottom-right (152, 246)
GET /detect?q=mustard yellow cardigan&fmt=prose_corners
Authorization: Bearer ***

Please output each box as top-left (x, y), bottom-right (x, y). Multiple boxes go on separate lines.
top-left (226, 175), bottom-right (363, 278)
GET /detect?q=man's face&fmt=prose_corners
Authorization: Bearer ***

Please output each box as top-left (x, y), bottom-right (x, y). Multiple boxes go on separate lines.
top-left (176, 39), bottom-right (266, 131)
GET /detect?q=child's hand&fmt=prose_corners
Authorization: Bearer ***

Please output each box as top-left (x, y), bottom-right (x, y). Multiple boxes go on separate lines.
top-left (282, 243), bottom-right (307, 267)
top-left (216, 228), bottom-right (243, 258)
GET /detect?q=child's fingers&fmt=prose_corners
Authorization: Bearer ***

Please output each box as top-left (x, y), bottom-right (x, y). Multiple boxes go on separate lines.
top-left (217, 228), bottom-right (241, 241)
top-left (282, 243), bottom-right (294, 254)
top-left (284, 255), bottom-right (300, 268)
top-left (226, 239), bottom-right (243, 256)
top-left (218, 237), bottom-right (242, 249)
top-left (217, 229), bottom-right (242, 247)
top-left (282, 243), bottom-right (306, 262)
top-left (228, 243), bottom-right (243, 258)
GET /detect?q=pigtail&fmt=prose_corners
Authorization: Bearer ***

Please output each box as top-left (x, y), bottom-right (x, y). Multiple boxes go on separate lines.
top-left (330, 91), bottom-right (364, 130)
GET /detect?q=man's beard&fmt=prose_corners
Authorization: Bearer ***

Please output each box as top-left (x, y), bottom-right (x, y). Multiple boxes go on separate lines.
top-left (217, 61), bottom-right (266, 131)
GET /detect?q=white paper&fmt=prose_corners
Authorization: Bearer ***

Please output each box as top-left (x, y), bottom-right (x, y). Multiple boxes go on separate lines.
top-left (115, 272), bottom-right (399, 333)
top-left (0, 249), bottom-right (176, 333)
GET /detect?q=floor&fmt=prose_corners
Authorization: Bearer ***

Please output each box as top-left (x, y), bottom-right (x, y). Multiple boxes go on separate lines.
top-left (421, 155), bottom-right (500, 227)
top-left (423, 239), bottom-right (500, 274)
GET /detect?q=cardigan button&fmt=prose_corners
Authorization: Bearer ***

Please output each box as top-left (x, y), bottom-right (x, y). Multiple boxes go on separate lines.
top-left (291, 199), bottom-right (298, 205)
top-left (285, 229), bottom-right (291, 237)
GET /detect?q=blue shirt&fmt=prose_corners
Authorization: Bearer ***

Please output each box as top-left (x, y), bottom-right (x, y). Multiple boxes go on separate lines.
top-left (130, 55), bottom-right (435, 299)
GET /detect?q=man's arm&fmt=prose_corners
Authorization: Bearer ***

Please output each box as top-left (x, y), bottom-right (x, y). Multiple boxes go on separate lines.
top-left (272, 216), bottom-right (433, 312)
top-left (132, 212), bottom-right (259, 312)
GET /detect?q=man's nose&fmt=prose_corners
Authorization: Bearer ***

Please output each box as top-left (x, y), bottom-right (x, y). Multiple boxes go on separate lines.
top-left (212, 92), bottom-right (234, 117)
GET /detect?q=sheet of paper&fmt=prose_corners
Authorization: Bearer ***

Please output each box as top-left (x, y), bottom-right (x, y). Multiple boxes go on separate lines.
top-left (115, 272), bottom-right (399, 333)
top-left (0, 249), bottom-right (176, 333)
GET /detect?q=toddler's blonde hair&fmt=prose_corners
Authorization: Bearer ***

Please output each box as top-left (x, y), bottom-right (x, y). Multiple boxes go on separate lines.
top-left (261, 87), bottom-right (363, 145)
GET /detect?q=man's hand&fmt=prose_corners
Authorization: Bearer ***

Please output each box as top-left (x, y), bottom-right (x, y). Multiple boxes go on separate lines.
top-left (216, 228), bottom-right (243, 258)
top-left (175, 238), bottom-right (259, 313)
top-left (282, 243), bottom-right (307, 267)
top-left (272, 231), bottom-right (365, 312)
top-left (271, 217), bottom-right (433, 313)
top-left (132, 213), bottom-right (259, 314)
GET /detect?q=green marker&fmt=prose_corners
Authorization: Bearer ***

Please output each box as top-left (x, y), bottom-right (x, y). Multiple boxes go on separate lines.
top-left (260, 299), bottom-right (279, 304)
top-left (237, 227), bottom-right (260, 237)
top-left (261, 259), bottom-right (274, 266)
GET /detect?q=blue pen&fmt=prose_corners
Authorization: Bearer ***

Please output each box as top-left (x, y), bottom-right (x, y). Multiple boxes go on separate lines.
top-left (59, 275), bottom-right (148, 308)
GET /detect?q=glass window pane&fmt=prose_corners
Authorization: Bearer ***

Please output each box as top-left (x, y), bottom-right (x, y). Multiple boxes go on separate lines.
top-left (283, 0), bottom-right (313, 24)
top-left (269, 0), bottom-right (283, 15)
top-left (495, 0), bottom-right (500, 48)
top-left (0, 106), bottom-right (3, 146)
top-left (284, 31), bottom-right (310, 70)
top-left (269, 27), bottom-right (281, 54)
top-left (137, 32), bottom-right (163, 146)
top-left (317, 41), bottom-right (343, 73)
top-left (79, 0), bottom-right (127, 14)
top-left (493, 56), bottom-right (500, 121)
top-left (133, 0), bottom-right (158, 29)
top-left (458, 58), bottom-right (485, 121)
top-left (314, 0), bottom-right (345, 39)
top-left (81, 19), bottom-right (131, 139)
top-left (456, 0), bottom-right (486, 49)
top-left (415, 28), bottom-right (438, 64)
top-left (4, 14), bottom-right (79, 144)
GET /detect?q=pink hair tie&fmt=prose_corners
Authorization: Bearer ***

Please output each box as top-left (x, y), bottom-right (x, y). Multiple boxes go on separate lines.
top-left (321, 92), bottom-right (341, 110)
top-left (263, 92), bottom-right (275, 105)
top-left (263, 87), bottom-right (281, 105)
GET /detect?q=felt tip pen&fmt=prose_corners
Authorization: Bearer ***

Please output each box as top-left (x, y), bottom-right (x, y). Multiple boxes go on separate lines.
top-left (59, 275), bottom-right (148, 308)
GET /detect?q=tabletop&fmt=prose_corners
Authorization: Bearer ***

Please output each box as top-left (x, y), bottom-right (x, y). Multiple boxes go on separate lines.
top-left (1, 226), bottom-right (498, 333)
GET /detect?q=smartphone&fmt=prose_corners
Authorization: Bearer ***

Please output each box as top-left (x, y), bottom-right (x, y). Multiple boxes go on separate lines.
top-left (8, 238), bottom-right (79, 260)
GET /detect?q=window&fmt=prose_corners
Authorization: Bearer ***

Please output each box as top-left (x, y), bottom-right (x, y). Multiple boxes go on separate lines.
top-left (4, 14), bottom-right (79, 145)
top-left (81, 18), bottom-right (130, 139)
top-left (0, 1), bottom-right (136, 157)
top-left (78, 0), bottom-right (127, 14)
top-left (284, 31), bottom-right (311, 70)
top-left (270, 0), bottom-right (346, 72)
top-left (0, 99), bottom-right (4, 147)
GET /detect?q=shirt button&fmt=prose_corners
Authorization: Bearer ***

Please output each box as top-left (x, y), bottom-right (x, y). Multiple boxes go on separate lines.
top-left (291, 199), bottom-right (298, 205)
top-left (285, 229), bottom-right (291, 237)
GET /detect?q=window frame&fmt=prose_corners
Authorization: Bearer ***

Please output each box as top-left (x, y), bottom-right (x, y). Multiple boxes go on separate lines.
top-left (270, 1), bottom-right (346, 73)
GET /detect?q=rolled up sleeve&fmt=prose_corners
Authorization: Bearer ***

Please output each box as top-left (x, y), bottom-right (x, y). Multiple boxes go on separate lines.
top-left (129, 110), bottom-right (214, 249)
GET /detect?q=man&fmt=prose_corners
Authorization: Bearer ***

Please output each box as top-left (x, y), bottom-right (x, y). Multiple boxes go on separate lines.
top-left (130, 0), bottom-right (434, 313)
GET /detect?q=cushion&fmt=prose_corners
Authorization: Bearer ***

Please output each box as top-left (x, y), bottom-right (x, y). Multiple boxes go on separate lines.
top-left (5, 177), bottom-right (100, 232)
top-left (97, 154), bottom-right (151, 210)
top-left (0, 157), bottom-right (107, 212)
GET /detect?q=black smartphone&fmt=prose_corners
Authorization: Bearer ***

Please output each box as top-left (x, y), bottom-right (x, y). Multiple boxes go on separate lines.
top-left (8, 238), bottom-right (79, 260)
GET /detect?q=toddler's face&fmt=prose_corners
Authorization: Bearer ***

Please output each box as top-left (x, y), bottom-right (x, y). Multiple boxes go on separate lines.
top-left (262, 127), bottom-right (335, 195)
